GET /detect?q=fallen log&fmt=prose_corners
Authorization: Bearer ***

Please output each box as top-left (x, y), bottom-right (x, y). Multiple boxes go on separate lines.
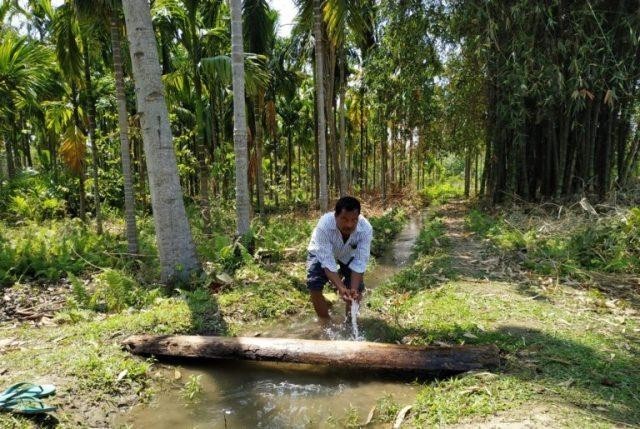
top-left (123, 335), bottom-right (500, 372)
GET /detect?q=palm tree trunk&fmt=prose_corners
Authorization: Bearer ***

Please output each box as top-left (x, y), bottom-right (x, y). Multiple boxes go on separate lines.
top-left (287, 130), bottom-right (292, 200)
top-left (255, 91), bottom-right (266, 214)
top-left (6, 132), bottom-right (16, 179)
top-left (82, 35), bottom-right (103, 235)
top-left (122, 0), bottom-right (199, 283)
top-left (314, 0), bottom-right (328, 211)
top-left (110, 12), bottom-right (138, 255)
top-left (191, 41), bottom-right (212, 234)
top-left (70, 83), bottom-right (86, 222)
top-left (338, 50), bottom-right (347, 196)
top-left (230, 0), bottom-right (251, 236)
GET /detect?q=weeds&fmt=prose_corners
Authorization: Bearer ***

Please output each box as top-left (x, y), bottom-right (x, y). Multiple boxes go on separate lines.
top-left (419, 181), bottom-right (463, 206)
top-left (465, 206), bottom-right (640, 276)
top-left (181, 375), bottom-right (204, 403)
top-left (370, 208), bottom-right (407, 256)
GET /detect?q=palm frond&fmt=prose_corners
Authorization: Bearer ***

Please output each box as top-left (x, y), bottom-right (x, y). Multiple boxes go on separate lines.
top-left (59, 124), bottom-right (86, 175)
top-left (53, 2), bottom-right (83, 82)
top-left (200, 53), bottom-right (269, 96)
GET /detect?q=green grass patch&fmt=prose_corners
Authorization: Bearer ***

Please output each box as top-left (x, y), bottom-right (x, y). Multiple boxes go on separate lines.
top-left (465, 207), bottom-right (640, 275)
top-left (419, 181), bottom-right (464, 206)
top-left (369, 208), bottom-right (407, 256)
top-left (363, 206), bottom-right (640, 426)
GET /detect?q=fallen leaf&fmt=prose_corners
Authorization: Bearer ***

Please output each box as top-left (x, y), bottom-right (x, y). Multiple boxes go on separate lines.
top-left (116, 370), bottom-right (128, 382)
top-left (548, 357), bottom-right (572, 365)
top-left (174, 369), bottom-right (182, 380)
top-left (216, 273), bottom-right (233, 285)
top-left (364, 406), bottom-right (376, 425)
top-left (393, 405), bottom-right (412, 429)
top-left (0, 368), bottom-right (7, 375)
top-left (463, 332), bottom-right (478, 339)
top-left (0, 338), bottom-right (17, 348)
top-left (558, 378), bottom-right (575, 388)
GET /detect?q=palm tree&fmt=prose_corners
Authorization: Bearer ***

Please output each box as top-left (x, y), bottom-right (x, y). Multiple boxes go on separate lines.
top-left (122, 0), bottom-right (199, 283)
top-left (53, 0), bottom-right (103, 232)
top-left (313, 0), bottom-right (328, 211)
top-left (243, 0), bottom-right (275, 214)
top-left (0, 32), bottom-right (55, 179)
top-left (150, 0), bottom-right (215, 232)
top-left (73, 0), bottom-right (139, 254)
top-left (230, 0), bottom-right (251, 236)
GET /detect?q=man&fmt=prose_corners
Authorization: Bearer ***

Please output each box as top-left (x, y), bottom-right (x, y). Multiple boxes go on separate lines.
top-left (306, 196), bottom-right (373, 320)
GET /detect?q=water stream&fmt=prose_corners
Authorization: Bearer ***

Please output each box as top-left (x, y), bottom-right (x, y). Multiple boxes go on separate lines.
top-left (116, 214), bottom-right (424, 428)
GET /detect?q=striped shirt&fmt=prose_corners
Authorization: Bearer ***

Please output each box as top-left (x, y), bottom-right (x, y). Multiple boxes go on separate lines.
top-left (307, 212), bottom-right (373, 273)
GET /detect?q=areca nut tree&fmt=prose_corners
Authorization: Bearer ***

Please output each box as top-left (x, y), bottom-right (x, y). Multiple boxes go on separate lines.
top-left (0, 32), bottom-right (54, 178)
top-left (314, 0), bottom-right (328, 211)
top-left (74, 0), bottom-right (139, 254)
top-left (122, 0), bottom-right (199, 283)
top-left (230, 0), bottom-right (251, 236)
top-left (53, 0), bottom-right (103, 233)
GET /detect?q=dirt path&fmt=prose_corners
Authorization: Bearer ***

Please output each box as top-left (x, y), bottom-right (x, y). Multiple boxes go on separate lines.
top-left (436, 200), bottom-right (491, 278)
top-left (429, 200), bottom-right (579, 427)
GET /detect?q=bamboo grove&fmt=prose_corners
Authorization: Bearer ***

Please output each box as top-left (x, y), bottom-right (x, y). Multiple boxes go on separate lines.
top-left (1, 0), bottom-right (639, 223)
top-left (454, 0), bottom-right (640, 202)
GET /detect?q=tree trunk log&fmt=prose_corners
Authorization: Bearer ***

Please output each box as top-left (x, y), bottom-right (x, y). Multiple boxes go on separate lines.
top-left (123, 335), bottom-right (500, 373)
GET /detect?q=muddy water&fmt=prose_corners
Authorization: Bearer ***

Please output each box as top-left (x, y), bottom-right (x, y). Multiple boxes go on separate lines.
top-left (116, 214), bottom-right (424, 429)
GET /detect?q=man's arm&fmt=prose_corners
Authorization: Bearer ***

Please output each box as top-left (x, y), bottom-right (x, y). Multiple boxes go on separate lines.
top-left (349, 271), bottom-right (363, 302)
top-left (324, 268), bottom-right (351, 301)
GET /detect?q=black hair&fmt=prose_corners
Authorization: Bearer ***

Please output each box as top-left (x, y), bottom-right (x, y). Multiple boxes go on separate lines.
top-left (334, 196), bottom-right (361, 216)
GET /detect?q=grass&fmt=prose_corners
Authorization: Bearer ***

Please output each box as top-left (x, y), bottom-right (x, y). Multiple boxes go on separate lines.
top-left (419, 180), bottom-right (464, 206)
top-left (369, 207), bottom-right (407, 256)
top-left (465, 206), bottom-right (640, 276)
top-left (359, 204), bottom-right (640, 427)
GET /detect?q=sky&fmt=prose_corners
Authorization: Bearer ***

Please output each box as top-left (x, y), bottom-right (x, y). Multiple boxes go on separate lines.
top-left (44, 0), bottom-right (297, 37)
top-left (269, 0), bottom-right (297, 37)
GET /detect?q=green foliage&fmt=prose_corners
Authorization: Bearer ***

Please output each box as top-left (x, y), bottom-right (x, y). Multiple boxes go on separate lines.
top-left (419, 181), bottom-right (463, 206)
top-left (0, 217), bottom-right (158, 287)
top-left (252, 215), bottom-right (313, 262)
top-left (89, 269), bottom-right (161, 313)
top-left (0, 172), bottom-right (67, 222)
top-left (414, 217), bottom-right (447, 255)
top-left (465, 209), bottom-right (496, 235)
top-left (466, 207), bottom-right (640, 275)
top-left (67, 269), bottom-right (161, 314)
top-left (181, 374), bottom-right (204, 403)
top-left (369, 208), bottom-right (407, 256)
top-left (340, 405), bottom-right (361, 428)
top-left (374, 394), bottom-right (400, 423)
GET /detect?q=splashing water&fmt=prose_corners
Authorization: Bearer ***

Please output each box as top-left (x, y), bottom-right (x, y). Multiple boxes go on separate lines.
top-left (351, 300), bottom-right (360, 339)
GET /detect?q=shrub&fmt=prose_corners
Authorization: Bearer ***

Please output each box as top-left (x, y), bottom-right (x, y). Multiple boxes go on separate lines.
top-left (370, 208), bottom-right (407, 256)
top-left (419, 181), bottom-right (463, 206)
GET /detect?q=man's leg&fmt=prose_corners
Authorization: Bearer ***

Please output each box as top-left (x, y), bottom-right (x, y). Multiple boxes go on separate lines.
top-left (310, 291), bottom-right (330, 319)
top-left (307, 256), bottom-right (330, 320)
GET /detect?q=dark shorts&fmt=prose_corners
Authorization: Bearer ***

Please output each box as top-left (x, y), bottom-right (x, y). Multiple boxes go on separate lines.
top-left (306, 253), bottom-right (365, 292)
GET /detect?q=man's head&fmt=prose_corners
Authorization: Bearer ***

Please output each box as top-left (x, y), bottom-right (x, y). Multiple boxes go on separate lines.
top-left (334, 196), bottom-right (361, 236)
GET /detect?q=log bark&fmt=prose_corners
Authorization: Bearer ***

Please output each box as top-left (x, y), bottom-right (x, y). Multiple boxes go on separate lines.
top-left (123, 335), bottom-right (500, 373)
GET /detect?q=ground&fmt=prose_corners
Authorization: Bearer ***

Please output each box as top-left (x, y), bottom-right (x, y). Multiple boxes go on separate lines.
top-left (0, 198), bottom-right (639, 428)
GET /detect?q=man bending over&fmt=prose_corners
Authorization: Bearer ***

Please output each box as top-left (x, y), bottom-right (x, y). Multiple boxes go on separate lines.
top-left (306, 196), bottom-right (373, 321)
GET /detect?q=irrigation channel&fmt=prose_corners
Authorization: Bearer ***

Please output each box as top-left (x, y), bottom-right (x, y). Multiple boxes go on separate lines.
top-left (117, 213), bottom-right (425, 428)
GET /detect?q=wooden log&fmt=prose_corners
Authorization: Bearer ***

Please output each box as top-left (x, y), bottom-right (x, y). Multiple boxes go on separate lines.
top-left (123, 335), bottom-right (500, 372)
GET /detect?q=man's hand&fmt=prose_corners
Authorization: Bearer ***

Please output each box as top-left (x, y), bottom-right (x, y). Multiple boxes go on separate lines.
top-left (337, 285), bottom-right (352, 302)
top-left (350, 288), bottom-right (362, 302)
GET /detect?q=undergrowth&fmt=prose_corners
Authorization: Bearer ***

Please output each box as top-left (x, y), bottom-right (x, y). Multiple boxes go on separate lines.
top-left (465, 207), bottom-right (640, 276)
